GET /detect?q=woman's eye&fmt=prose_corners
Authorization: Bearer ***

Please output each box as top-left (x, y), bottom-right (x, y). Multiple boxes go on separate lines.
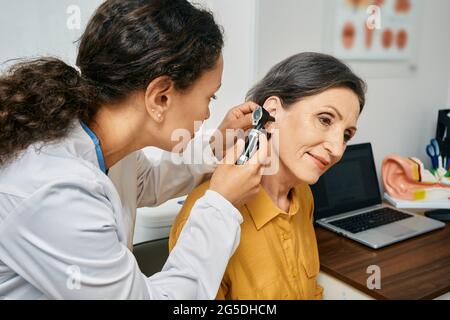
top-left (210, 94), bottom-right (218, 101)
top-left (318, 116), bottom-right (332, 126)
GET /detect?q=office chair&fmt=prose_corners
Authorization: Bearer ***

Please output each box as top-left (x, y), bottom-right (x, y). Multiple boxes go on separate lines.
top-left (133, 238), bottom-right (169, 277)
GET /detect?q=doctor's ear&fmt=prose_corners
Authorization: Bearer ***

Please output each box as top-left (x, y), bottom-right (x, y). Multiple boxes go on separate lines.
top-left (144, 76), bottom-right (174, 123)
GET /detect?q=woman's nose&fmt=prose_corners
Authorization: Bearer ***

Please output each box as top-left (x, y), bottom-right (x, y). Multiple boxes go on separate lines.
top-left (323, 135), bottom-right (346, 159)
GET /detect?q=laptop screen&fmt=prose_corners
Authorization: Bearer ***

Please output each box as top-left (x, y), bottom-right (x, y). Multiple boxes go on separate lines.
top-left (310, 143), bottom-right (382, 221)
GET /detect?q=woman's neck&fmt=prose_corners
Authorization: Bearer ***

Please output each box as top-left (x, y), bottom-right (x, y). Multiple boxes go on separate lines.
top-left (88, 98), bottom-right (150, 169)
top-left (260, 160), bottom-right (297, 213)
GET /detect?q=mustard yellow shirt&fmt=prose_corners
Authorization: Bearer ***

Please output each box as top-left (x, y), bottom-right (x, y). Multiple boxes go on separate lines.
top-left (169, 181), bottom-right (323, 300)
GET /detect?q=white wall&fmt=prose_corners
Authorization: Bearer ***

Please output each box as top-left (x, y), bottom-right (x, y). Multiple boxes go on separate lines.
top-left (0, 0), bottom-right (102, 70)
top-left (447, 80), bottom-right (450, 106)
top-left (1, 1), bottom-right (449, 179)
top-left (255, 0), bottom-right (450, 188)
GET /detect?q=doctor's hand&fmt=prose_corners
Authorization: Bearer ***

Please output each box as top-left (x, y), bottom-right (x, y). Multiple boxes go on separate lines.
top-left (210, 134), bottom-right (269, 208)
top-left (210, 101), bottom-right (259, 160)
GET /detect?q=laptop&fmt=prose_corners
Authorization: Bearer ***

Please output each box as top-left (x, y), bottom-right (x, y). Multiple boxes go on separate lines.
top-left (310, 143), bottom-right (445, 249)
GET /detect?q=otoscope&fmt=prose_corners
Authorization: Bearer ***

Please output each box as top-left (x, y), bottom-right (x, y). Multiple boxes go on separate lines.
top-left (236, 106), bottom-right (275, 165)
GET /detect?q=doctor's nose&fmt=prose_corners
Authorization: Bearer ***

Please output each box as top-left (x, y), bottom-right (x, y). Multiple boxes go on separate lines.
top-left (205, 108), bottom-right (211, 121)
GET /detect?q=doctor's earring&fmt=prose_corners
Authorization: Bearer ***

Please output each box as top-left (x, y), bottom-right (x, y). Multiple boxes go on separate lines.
top-left (151, 109), bottom-right (162, 121)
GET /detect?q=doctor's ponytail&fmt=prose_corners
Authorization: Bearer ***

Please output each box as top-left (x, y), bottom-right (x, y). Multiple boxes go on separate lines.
top-left (0, 58), bottom-right (98, 166)
top-left (0, 0), bottom-right (223, 166)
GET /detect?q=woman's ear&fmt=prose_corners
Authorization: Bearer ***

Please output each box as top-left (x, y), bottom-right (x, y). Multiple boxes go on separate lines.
top-left (144, 76), bottom-right (174, 123)
top-left (263, 96), bottom-right (283, 117)
top-left (262, 96), bottom-right (283, 132)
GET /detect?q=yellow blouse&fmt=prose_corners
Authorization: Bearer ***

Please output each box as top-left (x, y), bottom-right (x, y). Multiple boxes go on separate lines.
top-left (169, 181), bottom-right (323, 300)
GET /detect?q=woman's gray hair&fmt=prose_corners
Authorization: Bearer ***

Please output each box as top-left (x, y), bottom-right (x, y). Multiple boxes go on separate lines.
top-left (246, 52), bottom-right (366, 112)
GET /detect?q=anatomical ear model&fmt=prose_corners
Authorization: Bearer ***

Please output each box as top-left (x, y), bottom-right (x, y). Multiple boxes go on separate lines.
top-left (382, 155), bottom-right (450, 201)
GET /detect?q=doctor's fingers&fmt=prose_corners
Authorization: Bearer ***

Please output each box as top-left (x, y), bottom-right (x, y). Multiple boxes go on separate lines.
top-left (232, 101), bottom-right (259, 117)
top-left (230, 102), bottom-right (259, 130)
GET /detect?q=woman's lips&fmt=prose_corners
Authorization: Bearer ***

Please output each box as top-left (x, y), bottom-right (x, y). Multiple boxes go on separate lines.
top-left (307, 152), bottom-right (329, 170)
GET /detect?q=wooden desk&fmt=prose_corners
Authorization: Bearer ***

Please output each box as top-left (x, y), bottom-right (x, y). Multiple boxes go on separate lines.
top-left (315, 222), bottom-right (450, 300)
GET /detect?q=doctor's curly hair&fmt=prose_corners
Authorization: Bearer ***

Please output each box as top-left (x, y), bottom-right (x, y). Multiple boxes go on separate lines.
top-left (0, 0), bottom-right (223, 166)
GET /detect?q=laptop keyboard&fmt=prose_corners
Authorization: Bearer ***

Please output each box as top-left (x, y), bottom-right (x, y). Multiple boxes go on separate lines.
top-left (329, 208), bottom-right (414, 234)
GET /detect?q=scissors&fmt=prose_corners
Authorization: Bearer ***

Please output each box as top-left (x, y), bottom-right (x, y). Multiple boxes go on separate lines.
top-left (426, 138), bottom-right (440, 170)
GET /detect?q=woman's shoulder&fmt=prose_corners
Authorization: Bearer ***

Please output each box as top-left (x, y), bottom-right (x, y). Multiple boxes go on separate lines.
top-left (173, 180), bottom-right (211, 222)
top-left (186, 180), bottom-right (211, 202)
top-left (168, 180), bottom-right (211, 250)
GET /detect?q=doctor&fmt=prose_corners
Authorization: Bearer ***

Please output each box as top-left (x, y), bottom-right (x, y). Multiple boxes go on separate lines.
top-left (0, 0), bottom-right (267, 299)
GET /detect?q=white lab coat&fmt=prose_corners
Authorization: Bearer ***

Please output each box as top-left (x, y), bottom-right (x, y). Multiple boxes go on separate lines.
top-left (0, 121), bottom-right (242, 299)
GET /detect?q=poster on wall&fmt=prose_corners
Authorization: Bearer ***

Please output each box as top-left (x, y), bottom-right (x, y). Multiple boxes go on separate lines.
top-left (333, 0), bottom-right (418, 61)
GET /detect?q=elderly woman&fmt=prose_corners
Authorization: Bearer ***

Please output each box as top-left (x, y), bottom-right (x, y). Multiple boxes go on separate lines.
top-left (169, 52), bottom-right (366, 300)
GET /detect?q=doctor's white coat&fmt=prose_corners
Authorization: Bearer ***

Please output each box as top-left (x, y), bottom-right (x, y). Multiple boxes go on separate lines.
top-left (0, 121), bottom-right (242, 299)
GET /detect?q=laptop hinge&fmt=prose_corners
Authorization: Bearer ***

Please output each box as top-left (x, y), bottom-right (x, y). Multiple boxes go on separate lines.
top-left (319, 204), bottom-right (384, 222)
